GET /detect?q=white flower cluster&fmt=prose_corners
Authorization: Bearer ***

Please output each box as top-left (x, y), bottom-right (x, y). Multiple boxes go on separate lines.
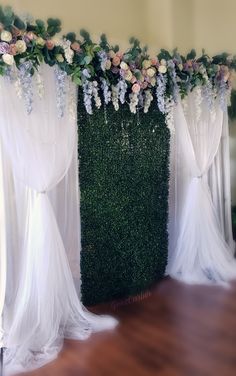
top-left (60, 39), bottom-right (74, 64)
top-left (165, 96), bottom-right (175, 134)
top-left (98, 51), bottom-right (108, 72)
top-left (82, 80), bottom-right (93, 115)
top-left (144, 90), bottom-right (153, 113)
top-left (129, 92), bottom-right (139, 114)
top-left (194, 86), bottom-right (202, 123)
top-left (112, 85), bottom-right (119, 111)
top-left (68, 79), bottom-right (77, 122)
top-left (156, 73), bottom-right (167, 114)
top-left (35, 68), bottom-right (44, 99)
top-left (82, 80), bottom-right (102, 114)
top-left (92, 81), bottom-right (102, 109)
top-left (118, 79), bottom-right (127, 104)
top-left (101, 78), bottom-right (111, 104)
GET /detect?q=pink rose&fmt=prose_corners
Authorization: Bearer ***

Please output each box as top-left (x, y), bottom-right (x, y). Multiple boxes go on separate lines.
top-left (131, 76), bottom-right (137, 84)
top-left (151, 57), bottom-right (158, 66)
top-left (27, 31), bottom-right (36, 41)
top-left (46, 40), bottom-right (55, 50)
top-left (141, 81), bottom-right (148, 89)
top-left (112, 56), bottom-right (120, 67)
top-left (117, 51), bottom-right (123, 59)
top-left (9, 44), bottom-right (17, 56)
top-left (132, 83), bottom-right (141, 93)
top-left (71, 42), bottom-right (81, 52)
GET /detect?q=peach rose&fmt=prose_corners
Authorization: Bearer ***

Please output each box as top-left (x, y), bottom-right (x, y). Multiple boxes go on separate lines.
top-left (112, 55), bottom-right (120, 67)
top-left (151, 57), bottom-right (158, 66)
top-left (117, 51), bottom-right (123, 59)
top-left (71, 42), bottom-right (81, 52)
top-left (46, 39), bottom-right (55, 50)
top-left (9, 44), bottom-right (17, 56)
top-left (132, 83), bottom-right (141, 93)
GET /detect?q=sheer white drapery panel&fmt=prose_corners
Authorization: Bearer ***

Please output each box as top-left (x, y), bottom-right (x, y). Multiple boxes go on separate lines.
top-left (0, 64), bottom-right (117, 375)
top-left (0, 140), bottom-right (7, 347)
top-left (167, 89), bottom-right (236, 284)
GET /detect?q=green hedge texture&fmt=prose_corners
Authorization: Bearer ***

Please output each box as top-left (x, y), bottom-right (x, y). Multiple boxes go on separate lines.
top-left (78, 94), bottom-right (170, 305)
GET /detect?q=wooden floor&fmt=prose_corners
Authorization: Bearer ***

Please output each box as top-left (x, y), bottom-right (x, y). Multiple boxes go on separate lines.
top-left (20, 278), bottom-right (236, 376)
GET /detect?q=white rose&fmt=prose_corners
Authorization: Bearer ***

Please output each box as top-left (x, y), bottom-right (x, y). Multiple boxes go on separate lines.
top-left (2, 53), bottom-right (14, 65)
top-left (158, 65), bottom-right (167, 74)
top-left (1, 30), bottom-right (12, 42)
top-left (160, 59), bottom-right (167, 66)
top-left (55, 53), bottom-right (64, 63)
top-left (120, 61), bottom-right (128, 70)
top-left (147, 67), bottom-right (156, 77)
top-left (15, 40), bottom-right (27, 54)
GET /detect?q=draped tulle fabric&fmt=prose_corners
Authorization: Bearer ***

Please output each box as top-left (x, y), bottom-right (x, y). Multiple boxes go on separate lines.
top-left (167, 90), bottom-right (236, 284)
top-left (0, 65), bottom-right (117, 375)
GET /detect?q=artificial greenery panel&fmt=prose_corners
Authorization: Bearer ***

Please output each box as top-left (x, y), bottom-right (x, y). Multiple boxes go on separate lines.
top-left (78, 93), bottom-right (170, 305)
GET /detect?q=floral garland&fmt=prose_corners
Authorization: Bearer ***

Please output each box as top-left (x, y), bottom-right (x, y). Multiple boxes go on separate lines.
top-left (0, 5), bottom-right (235, 122)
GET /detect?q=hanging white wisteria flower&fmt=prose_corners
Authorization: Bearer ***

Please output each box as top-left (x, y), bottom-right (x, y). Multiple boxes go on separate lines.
top-left (118, 79), bottom-right (127, 104)
top-left (144, 90), bottom-right (153, 113)
top-left (167, 60), bottom-right (179, 103)
top-left (194, 86), bottom-right (202, 123)
top-left (68, 78), bottom-right (77, 122)
top-left (165, 96), bottom-right (175, 133)
top-left (98, 51), bottom-right (108, 72)
top-left (82, 80), bottom-right (93, 115)
top-left (18, 61), bottom-right (34, 114)
top-left (35, 67), bottom-right (45, 99)
top-left (60, 39), bottom-right (74, 64)
top-left (112, 84), bottom-right (119, 111)
top-left (156, 73), bottom-right (167, 114)
top-left (129, 92), bottom-right (139, 114)
top-left (92, 80), bottom-right (102, 109)
top-left (54, 65), bottom-right (67, 118)
top-left (101, 78), bottom-right (111, 104)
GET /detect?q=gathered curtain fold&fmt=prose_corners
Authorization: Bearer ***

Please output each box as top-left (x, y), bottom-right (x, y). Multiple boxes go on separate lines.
top-left (0, 64), bottom-right (117, 374)
top-left (168, 89), bottom-right (236, 284)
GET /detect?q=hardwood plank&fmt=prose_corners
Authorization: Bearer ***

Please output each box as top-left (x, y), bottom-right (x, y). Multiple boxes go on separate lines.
top-left (16, 278), bottom-right (236, 376)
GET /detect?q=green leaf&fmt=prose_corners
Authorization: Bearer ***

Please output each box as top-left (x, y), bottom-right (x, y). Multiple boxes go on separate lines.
top-left (84, 55), bottom-right (92, 65)
top-left (14, 16), bottom-right (25, 30)
top-left (186, 49), bottom-right (196, 60)
top-left (66, 32), bottom-right (76, 43)
top-left (36, 19), bottom-right (45, 29)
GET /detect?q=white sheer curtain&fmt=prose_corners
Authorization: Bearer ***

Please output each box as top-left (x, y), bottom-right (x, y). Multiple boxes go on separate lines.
top-left (167, 89), bottom-right (236, 284)
top-left (0, 64), bottom-right (117, 375)
top-left (0, 140), bottom-right (7, 348)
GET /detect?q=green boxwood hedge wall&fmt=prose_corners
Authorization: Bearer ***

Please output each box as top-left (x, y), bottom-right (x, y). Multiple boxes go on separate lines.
top-left (78, 94), bottom-right (170, 305)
